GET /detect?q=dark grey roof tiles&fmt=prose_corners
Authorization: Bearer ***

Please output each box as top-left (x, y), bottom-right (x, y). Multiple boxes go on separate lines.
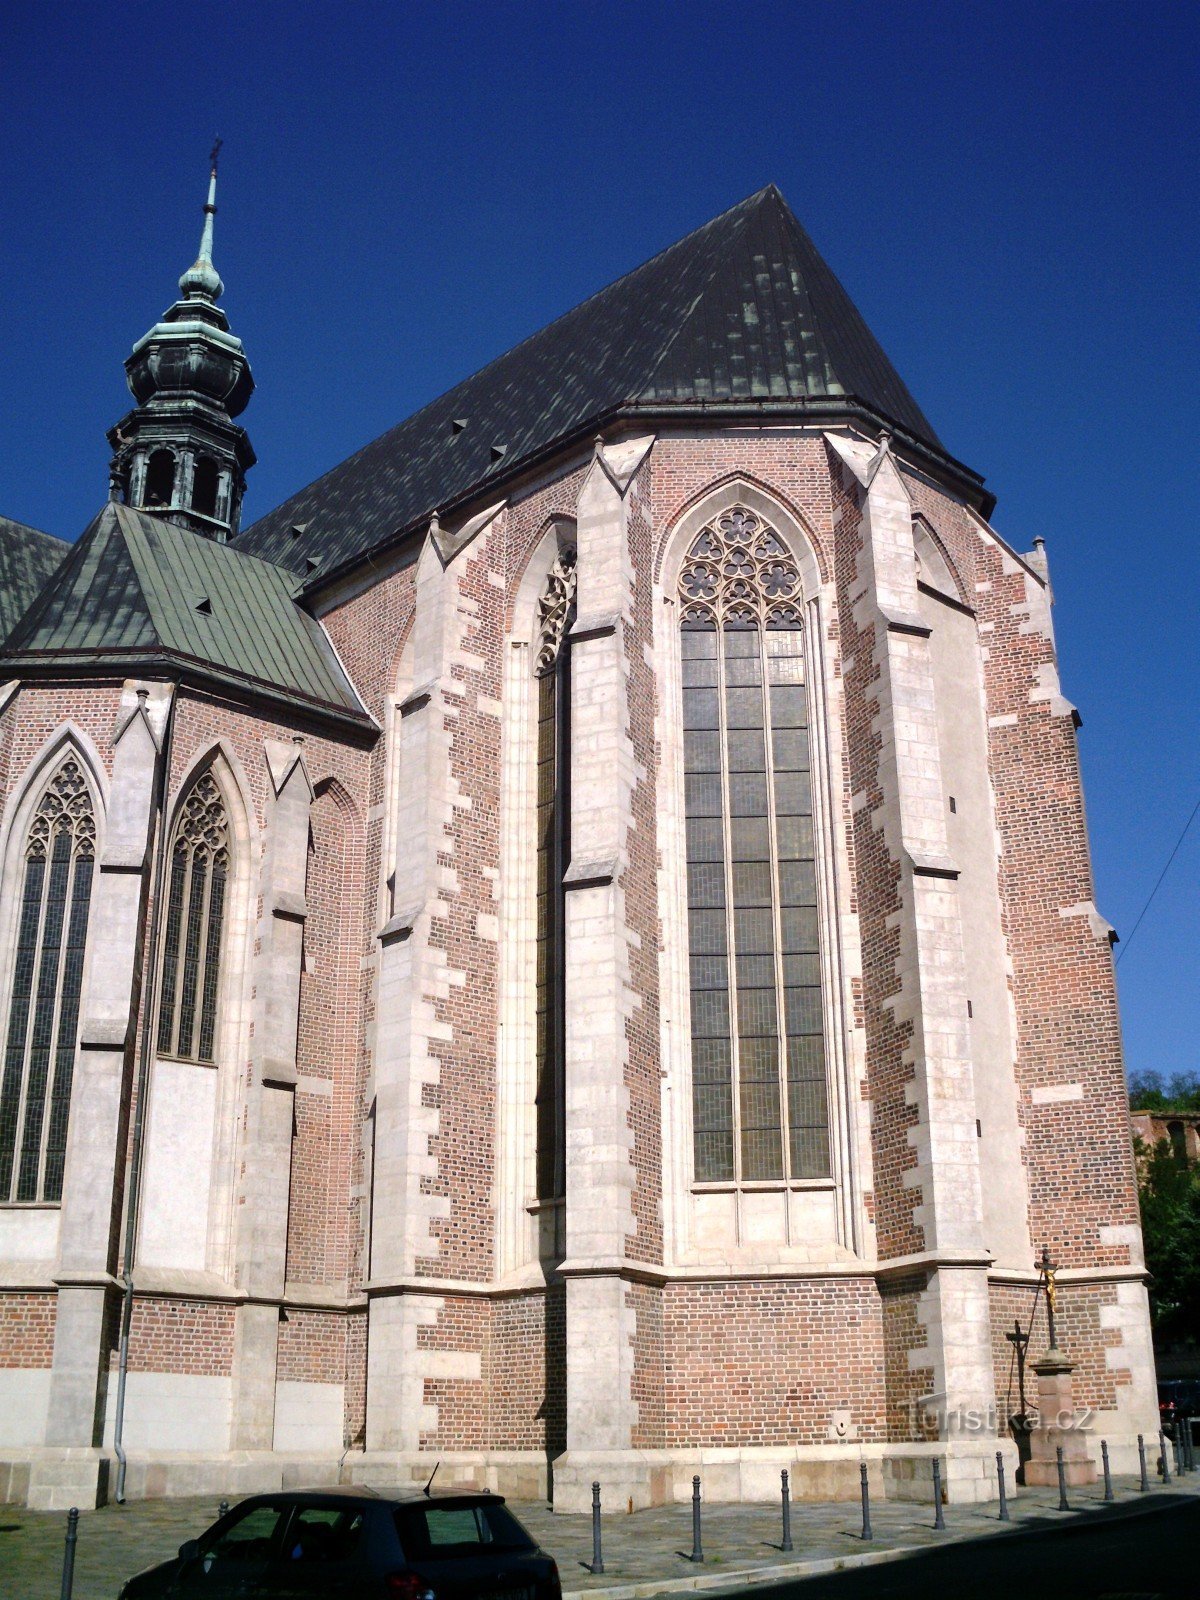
top-left (240, 185), bottom-right (979, 585)
top-left (2, 503), bottom-right (370, 729)
top-left (0, 515), bottom-right (69, 639)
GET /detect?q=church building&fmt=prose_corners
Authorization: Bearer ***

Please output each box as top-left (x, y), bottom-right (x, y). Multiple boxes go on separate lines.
top-left (0, 168), bottom-right (1157, 1511)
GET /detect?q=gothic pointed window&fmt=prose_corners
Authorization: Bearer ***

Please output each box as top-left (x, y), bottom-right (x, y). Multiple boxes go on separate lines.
top-left (157, 773), bottom-right (229, 1063)
top-left (0, 758), bottom-right (96, 1203)
top-left (533, 547), bottom-right (576, 1202)
top-left (679, 507), bottom-right (830, 1183)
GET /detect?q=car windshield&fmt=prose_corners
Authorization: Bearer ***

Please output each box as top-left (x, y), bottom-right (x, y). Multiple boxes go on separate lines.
top-left (394, 1500), bottom-right (535, 1558)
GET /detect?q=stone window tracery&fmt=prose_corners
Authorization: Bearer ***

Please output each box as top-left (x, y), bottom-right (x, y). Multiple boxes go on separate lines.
top-left (534, 547), bottom-right (575, 1202)
top-left (157, 773), bottom-right (229, 1063)
top-left (679, 507), bottom-right (830, 1184)
top-left (0, 758), bottom-right (96, 1203)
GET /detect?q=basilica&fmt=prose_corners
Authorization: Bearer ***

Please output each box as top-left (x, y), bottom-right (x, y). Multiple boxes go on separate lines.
top-left (0, 168), bottom-right (1156, 1511)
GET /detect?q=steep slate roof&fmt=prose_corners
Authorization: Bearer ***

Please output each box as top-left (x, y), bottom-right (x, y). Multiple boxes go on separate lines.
top-left (240, 184), bottom-right (988, 586)
top-left (1, 502), bottom-right (370, 730)
top-left (0, 515), bottom-right (68, 638)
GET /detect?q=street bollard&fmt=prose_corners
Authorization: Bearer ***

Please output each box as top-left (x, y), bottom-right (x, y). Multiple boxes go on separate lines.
top-left (60, 1507), bottom-right (79, 1600)
top-left (780, 1468), bottom-right (793, 1553)
top-left (1160, 1430), bottom-right (1172, 1484)
top-left (1187, 1419), bottom-right (1197, 1474)
top-left (932, 1457), bottom-right (945, 1531)
top-left (590, 1481), bottom-right (604, 1575)
top-left (860, 1462), bottom-right (873, 1541)
top-left (1173, 1430), bottom-right (1184, 1478)
top-left (1101, 1440), bottom-right (1114, 1502)
top-left (1056, 1446), bottom-right (1069, 1512)
top-left (689, 1474), bottom-right (704, 1563)
top-left (996, 1451), bottom-right (1009, 1522)
top-left (219, 1500), bottom-right (230, 1520)
top-left (1138, 1433), bottom-right (1149, 1492)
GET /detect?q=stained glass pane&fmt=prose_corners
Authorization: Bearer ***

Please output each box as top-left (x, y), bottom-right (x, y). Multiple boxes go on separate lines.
top-left (16, 831), bottom-right (71, 1201)
top-left (158, 774), bottom-right (229, 1064)
top-left (0, 857), bottom-right (46, 1197)
top-left (42, 853), bottom-right (93, 1201)
top-left (1, 759), bottom-right (96, 1202)
top-left (157, 849), bottom-right (188, 1055)
top-left (680, 513), bottom-right (829, 1184)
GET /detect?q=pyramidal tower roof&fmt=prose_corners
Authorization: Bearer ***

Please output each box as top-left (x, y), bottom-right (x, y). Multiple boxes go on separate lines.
top-left (240, 184), bottom-right (989, 583)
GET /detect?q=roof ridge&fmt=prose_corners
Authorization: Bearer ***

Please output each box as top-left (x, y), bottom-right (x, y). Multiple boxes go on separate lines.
top-left (632, 188), bottom-right (768, 405)
top-left (2, 504), bottom-right (118, 651)
top-left (238, 188), bottom-right (775, 542)
top-left (0, 513), bottom-right (68, 549)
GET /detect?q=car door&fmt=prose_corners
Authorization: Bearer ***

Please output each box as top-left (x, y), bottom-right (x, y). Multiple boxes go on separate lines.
top-left (175, 1501), bottom-right (290, 1598)
top-left (261, 1503), bottom-right (371, 1598)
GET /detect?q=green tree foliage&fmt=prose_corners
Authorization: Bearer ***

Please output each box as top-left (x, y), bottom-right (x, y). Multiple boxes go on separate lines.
top-left (1135, 1140), bottom-right (1200, 1342)
top-left (1129, 1071), bottom-right (1200, 1113)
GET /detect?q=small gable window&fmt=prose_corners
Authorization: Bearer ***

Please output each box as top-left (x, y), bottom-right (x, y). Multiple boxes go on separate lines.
top-left (145, 449), bottom-right (176, 509)
top-left (157, 773), bottom-right (229, 1063)
top-left (0, 758), bottom-right (96, 1203)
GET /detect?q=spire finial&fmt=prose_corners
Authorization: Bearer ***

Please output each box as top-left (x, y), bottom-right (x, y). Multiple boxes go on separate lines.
top-left (179, 141), bottom-right (224, 302)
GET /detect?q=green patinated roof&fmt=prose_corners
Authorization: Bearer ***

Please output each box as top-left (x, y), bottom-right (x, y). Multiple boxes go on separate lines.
top-left (0, 515), bottom-right (69, 638)
top-left (240, 184), bottom-right (989, 589)
top-left (1, 502), bottom-right (370, 731)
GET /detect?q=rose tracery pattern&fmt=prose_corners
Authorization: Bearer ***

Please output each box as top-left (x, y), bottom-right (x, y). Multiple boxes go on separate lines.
top-left (0, 757), bottom-right (96, 1203)
top-left (679, 508), bottom-right (801, 631)
top-left (26, 758), bottom-right (95, 861)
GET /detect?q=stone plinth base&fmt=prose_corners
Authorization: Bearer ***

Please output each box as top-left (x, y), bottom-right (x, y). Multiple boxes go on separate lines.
top-left (25, 1449), bottom-right (111, 1510)
top-left (0, 1441), bottom-right (1026, 1510)
top-left (1024, 1356), bottom-right (1096, 1488)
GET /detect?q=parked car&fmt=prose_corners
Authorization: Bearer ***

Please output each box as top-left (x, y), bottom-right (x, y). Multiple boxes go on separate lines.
top-left (117, 1487), bottom-right (563, 1599)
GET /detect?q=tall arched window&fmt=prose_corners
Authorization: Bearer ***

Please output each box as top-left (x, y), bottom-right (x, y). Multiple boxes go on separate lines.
top-left (0, 758), bottom-right (96, 1203)
top-left (533, 547), bottom-right (576, 1202)
top-left (679, 506), bottom-right (829, 1184)
top-left (157, 773), bottom-right (228, 1063)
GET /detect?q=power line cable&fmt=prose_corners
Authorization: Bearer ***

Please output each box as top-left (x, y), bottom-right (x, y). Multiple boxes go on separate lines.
top-left (1115, 794), bottom-right (1200, 966)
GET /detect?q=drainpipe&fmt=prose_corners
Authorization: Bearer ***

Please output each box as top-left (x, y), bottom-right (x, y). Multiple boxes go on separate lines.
top-left (113, 687), bottom-right (177, 1502)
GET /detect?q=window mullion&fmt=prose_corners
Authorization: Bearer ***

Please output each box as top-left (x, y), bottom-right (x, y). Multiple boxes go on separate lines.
top-left (9, 855), bottom-right (53, 1202)
top-left (715, 624), bottom-right (742, 1187)
top-left (34, 846), bottom-right (77, 1200)
top-left (172, 848), bottom-right (195, 1058)
top-left (761, 626), bottom-right (793, 1185)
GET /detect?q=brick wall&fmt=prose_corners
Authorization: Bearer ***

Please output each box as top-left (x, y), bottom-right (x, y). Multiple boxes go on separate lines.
top-left (0, 1292), bottom-right (56, 1367)
top-left (662, 1278), bottom-right (885, 1446)
top-left (880, 1273), bottom-right (933, 1441)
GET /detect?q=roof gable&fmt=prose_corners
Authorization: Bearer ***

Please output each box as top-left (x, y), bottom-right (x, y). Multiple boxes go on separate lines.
top-left (238, 186), bottom-right (977, 586)
top-left (2, 504), bottom-right (369, 729)
top-left (0, 514), bottom-right (69, 639)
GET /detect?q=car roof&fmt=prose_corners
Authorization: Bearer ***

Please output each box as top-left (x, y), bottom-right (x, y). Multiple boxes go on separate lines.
top-left (228, 1487), bottom-right (507, 1509)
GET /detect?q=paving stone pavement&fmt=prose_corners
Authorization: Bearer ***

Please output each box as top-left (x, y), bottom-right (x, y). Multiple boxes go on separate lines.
top-left (1, 1476), bottom-right (1198, 1599)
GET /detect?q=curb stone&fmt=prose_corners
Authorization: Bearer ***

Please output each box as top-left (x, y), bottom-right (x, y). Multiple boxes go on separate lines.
top-left (560, 1484), bottom-right (1200, 1600)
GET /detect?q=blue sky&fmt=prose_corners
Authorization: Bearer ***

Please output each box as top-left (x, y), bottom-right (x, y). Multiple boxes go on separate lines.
top-left (2, 1), bottom-right (1196, 1083)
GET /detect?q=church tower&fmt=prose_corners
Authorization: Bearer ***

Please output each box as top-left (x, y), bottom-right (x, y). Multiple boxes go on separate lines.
top-left (107, 149), bottom-right (255, 541)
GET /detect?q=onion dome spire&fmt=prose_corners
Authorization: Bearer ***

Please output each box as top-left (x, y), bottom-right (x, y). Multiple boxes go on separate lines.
top-left (106, 144), bottom-right (255, 542)
top-left (178, 140), bottom-right (224, 302)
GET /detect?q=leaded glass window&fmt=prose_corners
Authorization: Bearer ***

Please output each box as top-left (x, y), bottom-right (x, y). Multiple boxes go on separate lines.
top-left (0, 758), bottom-right (96, 1203)
top-left (157, 773), bottom-right (228, 1063)
top-left (680, 507), bottom-right (830, 1183)
top-left (533, 548), bottom-right (576, 1202)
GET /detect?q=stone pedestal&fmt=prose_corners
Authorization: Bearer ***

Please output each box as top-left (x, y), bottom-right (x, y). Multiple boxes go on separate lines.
top-left (1024, 1353), bottom-right (1096, 1487)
